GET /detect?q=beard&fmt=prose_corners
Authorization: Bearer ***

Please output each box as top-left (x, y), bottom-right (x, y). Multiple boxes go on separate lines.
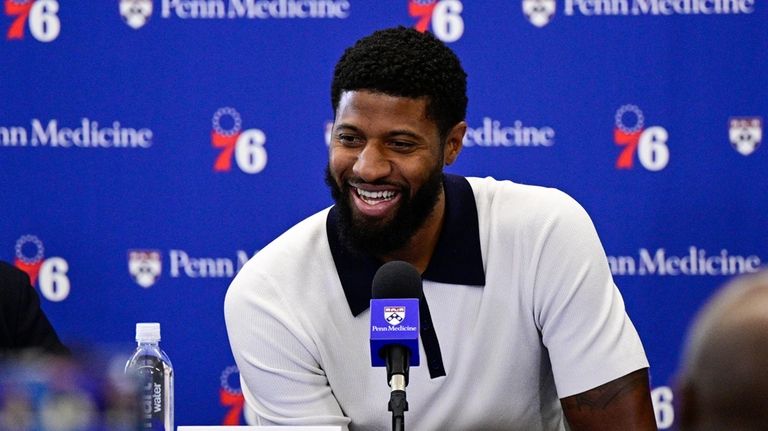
top-left (325, 164), bottom-right (444, 257)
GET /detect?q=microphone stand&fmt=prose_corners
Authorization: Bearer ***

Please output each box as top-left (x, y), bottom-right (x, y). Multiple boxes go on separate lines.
top-left (386, 345), bottom-right (410, 431)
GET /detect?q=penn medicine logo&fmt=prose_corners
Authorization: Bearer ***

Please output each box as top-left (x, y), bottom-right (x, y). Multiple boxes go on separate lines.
top-left (729, 117), bottom-right (762, 156)
top-left (127, 248), bottom-right (258, 287)
top-left (159, 0), bottom-right (350, 19)
top-left (613, 104), bottom-right (669, 171)
top-left (120, 0), bottom-right (154, 29)
top-left (524, 0), bottom-right (755, 27)
top-left (384, 306), bottom-right (406, 326)
top-left (464, 117), bottom-right (555, 147)
top-left (523, 0), bottom-right (556, 27)
top-left (0, 118), bottom-right (153, 149)
top-left (608, 246), bottom-right (762, 276)
top-left (128, 250), bottom-right (162, 288)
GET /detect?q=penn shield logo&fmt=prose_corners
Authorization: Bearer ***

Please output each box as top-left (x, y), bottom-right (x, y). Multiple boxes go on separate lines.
top-left (613, 104), bottom-right (670, 171)
top-left (4, 0), bottom-right (61, 42)
top-left (120, 0), bottom-right (153, 29)
top-left (523, 0), bottom-right (556, 27)
top-left (729, 117), bottom-right (762, 156)
top-left (384, 306), bottom-right (406, 326)
top-left (128, 249), bottom-right (162, 288)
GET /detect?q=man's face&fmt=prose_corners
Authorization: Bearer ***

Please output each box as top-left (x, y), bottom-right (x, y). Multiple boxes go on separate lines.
top-left (326, 90), bottom-right (454, 256)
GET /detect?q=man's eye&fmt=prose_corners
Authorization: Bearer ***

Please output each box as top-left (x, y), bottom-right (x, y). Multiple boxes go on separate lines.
top-left (337, 134), bottom-right (363, 146)
top-left (390, 141), bottom-right (415, 150)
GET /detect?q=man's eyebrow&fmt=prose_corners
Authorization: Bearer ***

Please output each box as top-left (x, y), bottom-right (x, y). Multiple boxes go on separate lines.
top-left (333, 125), bottom-right (426, 141)
top-left (333, 123), bottom-right (362, 133)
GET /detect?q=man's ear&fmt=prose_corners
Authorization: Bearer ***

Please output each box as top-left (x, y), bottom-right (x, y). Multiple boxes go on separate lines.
top-left (443, 121), bottom-right (466, 166)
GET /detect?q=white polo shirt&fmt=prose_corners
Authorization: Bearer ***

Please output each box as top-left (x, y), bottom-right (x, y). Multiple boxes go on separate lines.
top-left (224, 175), bottom-right (649, 431)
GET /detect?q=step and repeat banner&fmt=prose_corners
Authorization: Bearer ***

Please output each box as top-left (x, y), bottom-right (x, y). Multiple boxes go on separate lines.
top-left (1, 0), bottom-right (765, 428)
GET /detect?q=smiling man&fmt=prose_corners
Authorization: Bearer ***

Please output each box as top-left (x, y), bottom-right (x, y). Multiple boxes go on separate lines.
top-left (225, 27), bottom-right (656, 430)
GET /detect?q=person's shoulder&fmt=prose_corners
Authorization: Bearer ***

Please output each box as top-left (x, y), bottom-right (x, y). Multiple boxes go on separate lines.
top-left (258, 207), bottom-right (331, 259)
top-left (228, 208), bottom-right (332, 291)
top-left (0, 260), bottom-right (24, 277)
top-left (466, 176), bottom-right (583, 215)
top-left (0, 261), bottom-right (30, 290)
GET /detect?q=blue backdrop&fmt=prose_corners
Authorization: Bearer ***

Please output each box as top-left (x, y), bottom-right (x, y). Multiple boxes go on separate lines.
top-left (1, 1), bottom-right (766, 428)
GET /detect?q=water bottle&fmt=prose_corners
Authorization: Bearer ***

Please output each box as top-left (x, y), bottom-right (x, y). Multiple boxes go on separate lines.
top-left (125, 322), bottom-right (174, 431)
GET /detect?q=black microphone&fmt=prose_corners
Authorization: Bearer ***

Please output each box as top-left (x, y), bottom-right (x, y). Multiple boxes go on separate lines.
top-left (370, 260), bottom-right (423, 431)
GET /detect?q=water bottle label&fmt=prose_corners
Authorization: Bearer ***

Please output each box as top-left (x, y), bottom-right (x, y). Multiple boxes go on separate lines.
top-left (134, 355), bottom-right (167, 429)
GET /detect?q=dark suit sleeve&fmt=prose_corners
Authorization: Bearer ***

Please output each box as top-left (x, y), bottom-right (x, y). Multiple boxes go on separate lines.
top-left (0, 261), bottom-right (69, 355)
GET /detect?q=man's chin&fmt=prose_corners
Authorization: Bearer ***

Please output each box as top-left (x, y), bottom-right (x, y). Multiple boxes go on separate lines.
top-left (350, 212), bottom-right (395, 234)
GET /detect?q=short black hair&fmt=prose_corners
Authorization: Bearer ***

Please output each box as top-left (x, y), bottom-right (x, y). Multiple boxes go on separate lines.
top-left (331, 26), bottom-right (468, 142)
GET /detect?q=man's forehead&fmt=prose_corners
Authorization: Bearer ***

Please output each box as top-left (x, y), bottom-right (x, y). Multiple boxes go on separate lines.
top-left (335, 91), bottom-right (431, 122)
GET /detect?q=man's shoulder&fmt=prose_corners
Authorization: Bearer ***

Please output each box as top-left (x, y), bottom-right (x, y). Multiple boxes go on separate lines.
top-left (465, 176), bottom-right (582, 217)
top-left (228, 208), bottom-right (334, 292)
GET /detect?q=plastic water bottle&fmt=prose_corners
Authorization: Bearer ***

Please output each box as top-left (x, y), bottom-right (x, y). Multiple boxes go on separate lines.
top-left (125, 322), bottom-right (174, 431)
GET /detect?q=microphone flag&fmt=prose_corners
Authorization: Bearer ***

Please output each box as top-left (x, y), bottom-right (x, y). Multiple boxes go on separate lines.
top-left (370, 298), bottom-right (420, 367)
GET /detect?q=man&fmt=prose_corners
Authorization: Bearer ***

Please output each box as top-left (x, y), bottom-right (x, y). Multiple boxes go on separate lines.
top-left (225, 27), bottom-right (656, 430)
top-left (677, 271), bottom-right (768, 431)
top-left (0, 261), bottom-right (69, 356)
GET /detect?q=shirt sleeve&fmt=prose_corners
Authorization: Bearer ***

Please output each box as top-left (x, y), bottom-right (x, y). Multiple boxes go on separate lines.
top-left (224, 264), bottom-right (351, 430)
top-left (530, 191), bottom-right (649, 398)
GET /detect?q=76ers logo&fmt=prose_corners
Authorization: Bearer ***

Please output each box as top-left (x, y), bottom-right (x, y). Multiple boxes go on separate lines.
top-left (14, 235), bottom-right (70, 301)
top-left (614, 104), bottom-right (670, 171)
top-left (408, 0), bottom-right (464, 43)
top-left (4, 0), bottom-right (60, 42)
top-left (219, 365), bottom-right (245, 425)
top-left (211, 107), bottom-right (268, 174)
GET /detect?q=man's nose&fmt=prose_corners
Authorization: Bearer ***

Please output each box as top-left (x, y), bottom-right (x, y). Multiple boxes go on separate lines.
top-left (353, 143), bottom-right (391, 181)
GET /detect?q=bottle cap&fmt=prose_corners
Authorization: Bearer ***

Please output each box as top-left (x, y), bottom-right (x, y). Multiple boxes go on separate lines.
top-left (135, 322), bottom-right (161, 342)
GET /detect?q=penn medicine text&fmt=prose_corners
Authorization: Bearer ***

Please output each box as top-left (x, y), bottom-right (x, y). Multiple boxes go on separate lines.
top-left (608, 247), bottom-right (761, 276)
top-left (161, 0), bottom-right (350, 19)
top-left (0, 119), bottom-right (152, 148)
top-left (564, 0), bottom-right (755, 15)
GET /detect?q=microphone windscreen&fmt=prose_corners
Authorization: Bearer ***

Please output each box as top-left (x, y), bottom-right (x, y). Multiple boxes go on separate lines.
top-left (372, 261), bottom-right (423, 299)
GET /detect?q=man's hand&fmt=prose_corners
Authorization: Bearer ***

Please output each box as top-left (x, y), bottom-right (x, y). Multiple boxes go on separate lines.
top-left (561, 368), bottom-right (657, 430)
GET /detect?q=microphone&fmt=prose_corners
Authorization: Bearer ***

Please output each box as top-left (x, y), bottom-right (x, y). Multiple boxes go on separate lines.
top-left (370, 260), bottom-right (422, 431)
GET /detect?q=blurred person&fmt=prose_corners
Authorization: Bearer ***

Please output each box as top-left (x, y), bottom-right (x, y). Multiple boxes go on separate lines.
top-left (0, 260), bottom-right (69, 356)
top-left (677, 270), bottom-right (768, 431)
top-left (226, 26), bottom-right (656, 430)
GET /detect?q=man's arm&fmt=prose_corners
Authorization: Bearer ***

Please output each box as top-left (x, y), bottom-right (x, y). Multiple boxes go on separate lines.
top-left (561, 368), bottom-right (657, 430)
top-left (224, 266), bottom-right (350, 429)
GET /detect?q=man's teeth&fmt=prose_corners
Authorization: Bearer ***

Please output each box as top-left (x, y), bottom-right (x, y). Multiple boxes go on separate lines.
top-left (356, 188), bottom-right (396, 204)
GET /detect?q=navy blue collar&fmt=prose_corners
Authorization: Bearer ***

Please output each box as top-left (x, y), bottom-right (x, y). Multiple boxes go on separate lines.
top-left (326, 174), bottom-right (486, 317)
